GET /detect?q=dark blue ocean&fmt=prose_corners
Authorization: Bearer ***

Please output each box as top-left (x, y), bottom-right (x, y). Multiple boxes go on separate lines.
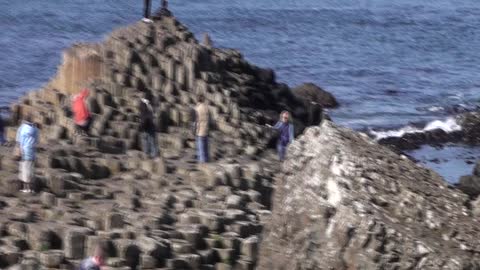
top-left (1, 0), bottom-right (480, 182)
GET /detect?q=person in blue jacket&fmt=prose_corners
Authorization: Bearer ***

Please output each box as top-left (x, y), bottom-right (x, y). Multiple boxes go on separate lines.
top-left (16, 114), bottom-right (39, 193)
top-left (268, 111), bottom-right (294, 161)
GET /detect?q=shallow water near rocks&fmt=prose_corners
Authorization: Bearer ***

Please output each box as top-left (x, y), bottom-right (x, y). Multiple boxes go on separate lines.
top-left (1, 0), bottom-right (480, 181)
top-left (408, 145), bottom-right (480, 183)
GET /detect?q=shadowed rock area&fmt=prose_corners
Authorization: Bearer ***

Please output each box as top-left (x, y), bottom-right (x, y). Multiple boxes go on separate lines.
top-left (259, 121), bottom-right (480, 270)
top-left (0, 15), bottom-right (327, 269)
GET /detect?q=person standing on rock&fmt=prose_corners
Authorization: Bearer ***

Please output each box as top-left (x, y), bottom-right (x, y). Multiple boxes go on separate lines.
top-left (16, 114), bottom-right (39, 193)
top-left (78, 242), bottom-right (107, 270)
top-left (0, 113), bottom-right (5, 145)
top-left (268, 111), bottom-right (294, 161)
top-left (142, 0), bottom-right (153, 23)
top-left (194, 94), bottom-right (210, 163)
top-left (72, 89), bottom-right (92, 136)
top-left (139, 95), bottom-right (159, 158)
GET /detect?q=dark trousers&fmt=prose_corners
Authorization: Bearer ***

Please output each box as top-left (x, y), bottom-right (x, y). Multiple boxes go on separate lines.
top-left (142, 132), bottom-right (159, 158)
top-left (76, 117), bottom-right (92, 135)
top-left (144, 0), bottom-right (151, 18)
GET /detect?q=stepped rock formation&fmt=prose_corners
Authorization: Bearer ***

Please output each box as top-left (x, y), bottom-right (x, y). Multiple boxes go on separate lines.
top-left (259, 121), bottom-right (480, 270)
top-left (0, 15), bottom-right (326, 269)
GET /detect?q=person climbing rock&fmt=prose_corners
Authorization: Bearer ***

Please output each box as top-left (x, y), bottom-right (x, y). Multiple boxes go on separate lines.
top-left (16, 114), bottom-right (39, 193)
top-left (142, 0), bottom-right (153, 23)
top-left (268, 111), bottom-right (294, 161)
top-left (78, 242), bottom-right (108, 270)
top-left (72, 89), bottom-right (92, 136)
top-left (138, 94), bottom-right (159, 158)
top-left (194, 94), bottom-right (211, 163)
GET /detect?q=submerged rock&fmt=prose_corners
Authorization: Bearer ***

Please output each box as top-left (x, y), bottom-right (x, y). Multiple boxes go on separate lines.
top-left (259, 121), bottom-right (480, 269)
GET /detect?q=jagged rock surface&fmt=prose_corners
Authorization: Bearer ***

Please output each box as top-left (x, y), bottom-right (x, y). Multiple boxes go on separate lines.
top-left (0, 15), bottom-right (323, 270)
top-left (460, 112), bottom-right (480, 144)
top-left (259, 121), bottom-right (480, 270)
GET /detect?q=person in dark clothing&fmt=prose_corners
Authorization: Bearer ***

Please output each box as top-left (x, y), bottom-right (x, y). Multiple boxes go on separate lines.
top-left (78, 243), bottom-right (107, 270)
top-left (153, 0), bottom-right (172, 18)
top-left (142, 0), bottom-right (153, 23)
top-left (138, 95), bottom-right (159, 158)
top-left (267, 111), bottom-right (294, 161)
top-left (0, 114), bottom-right (5, 145)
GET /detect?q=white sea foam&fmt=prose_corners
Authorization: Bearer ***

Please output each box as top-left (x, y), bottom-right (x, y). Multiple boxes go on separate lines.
top-left (370, 117), bottom-right (462, 140)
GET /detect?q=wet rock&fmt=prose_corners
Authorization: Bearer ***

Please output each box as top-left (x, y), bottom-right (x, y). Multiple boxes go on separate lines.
top-left (459, 112), bottom-right (480, 144)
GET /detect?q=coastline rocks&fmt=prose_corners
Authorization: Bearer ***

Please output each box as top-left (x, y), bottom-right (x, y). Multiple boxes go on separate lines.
top-left (459, 112), bottom-right (480, 144)
top-left (377, 110), bottom-right (480, 151)
top-left (378, 129), bottom-right (463, 150)
top-left (292, 82), bottom-right (338, 108)
top-left (456, 160), bottom-right (480, 199)
top-left (259, 121), bottom-right (480, 269)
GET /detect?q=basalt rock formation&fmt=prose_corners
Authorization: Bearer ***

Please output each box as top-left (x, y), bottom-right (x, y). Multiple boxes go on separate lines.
top-left (259, 121), bottom-right (480, 270)
top-left (292, 82), bottom-right (338, 108)
top-left (0, 14), bottom-right (324, 270)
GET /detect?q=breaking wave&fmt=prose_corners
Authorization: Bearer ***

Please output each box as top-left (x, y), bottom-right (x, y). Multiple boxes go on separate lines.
top-left (370, 117), bottom-right (462, 140)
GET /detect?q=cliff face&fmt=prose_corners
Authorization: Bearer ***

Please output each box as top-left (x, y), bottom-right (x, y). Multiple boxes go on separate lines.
top-left (259, 121), bottom-right (480, 270)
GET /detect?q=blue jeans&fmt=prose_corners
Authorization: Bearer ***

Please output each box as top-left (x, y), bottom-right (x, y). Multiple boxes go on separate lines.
top-left (142, 132), bottom-right (159, 158)
top-left (277, 143), bottom-right (287, 161)
top-left (196, 136), bottom-right (209, 163)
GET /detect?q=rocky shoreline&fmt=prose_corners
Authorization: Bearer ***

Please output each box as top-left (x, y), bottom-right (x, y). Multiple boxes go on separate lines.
top-left (1, 12), bottom-right (480, 270)
top-left (377, 112), bottom-right (480, 152)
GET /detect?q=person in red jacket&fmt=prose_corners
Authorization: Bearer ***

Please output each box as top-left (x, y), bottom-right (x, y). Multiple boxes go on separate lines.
top-left (72, 89), bottom-right (92, 135)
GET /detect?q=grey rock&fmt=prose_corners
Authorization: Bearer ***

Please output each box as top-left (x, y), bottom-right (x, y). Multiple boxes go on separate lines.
top-left (292, 82), bottom-right (338, 108)
top-left (259, 121), bottom-right (480, 270)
